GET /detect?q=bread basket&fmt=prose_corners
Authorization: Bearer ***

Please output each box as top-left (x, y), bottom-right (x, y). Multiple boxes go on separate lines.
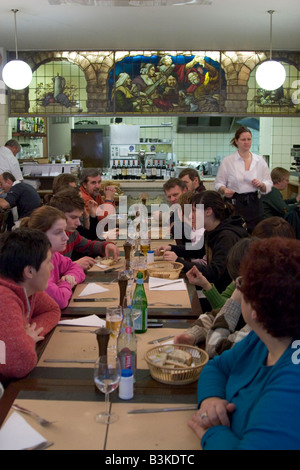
top-left (147, 261), bottom-right (184, 280)
top-left (145, 344), bottom-right (209, 385)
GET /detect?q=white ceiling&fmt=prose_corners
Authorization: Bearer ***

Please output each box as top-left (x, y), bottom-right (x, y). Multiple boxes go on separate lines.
top-left (0, 0), bottom-right (299, 53)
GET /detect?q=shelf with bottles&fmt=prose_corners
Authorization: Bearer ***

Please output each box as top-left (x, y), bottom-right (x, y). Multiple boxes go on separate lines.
top-left (111, 158), bottom-right (175, 181)
top-left (12, 117), bottom-right (46, 137)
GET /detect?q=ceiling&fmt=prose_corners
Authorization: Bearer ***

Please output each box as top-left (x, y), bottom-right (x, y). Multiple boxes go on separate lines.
top-left (0, 0), bottom-right (299, 54)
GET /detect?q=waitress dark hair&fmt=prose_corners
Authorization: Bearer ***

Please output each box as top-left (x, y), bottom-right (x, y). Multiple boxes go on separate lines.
top-left (192, 190), bottom-right (235, 221)
top-left (230, 126), bottom-right (252, 147)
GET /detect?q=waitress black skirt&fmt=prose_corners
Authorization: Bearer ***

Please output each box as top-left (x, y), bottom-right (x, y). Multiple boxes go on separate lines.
top-left (231, 191), bottom-right (264, 233)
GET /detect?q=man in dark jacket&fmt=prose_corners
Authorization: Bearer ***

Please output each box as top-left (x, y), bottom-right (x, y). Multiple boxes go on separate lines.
top-left (0, 172), bottom-right (41, 229)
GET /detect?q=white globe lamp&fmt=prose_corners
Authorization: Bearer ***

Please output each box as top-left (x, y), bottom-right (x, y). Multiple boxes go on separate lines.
top-left (255, 10), bottom-right (286, 91)
top-left (256, 60), bottom-right (286, 91)
top-left (2, 10), bottom-right (32, 90)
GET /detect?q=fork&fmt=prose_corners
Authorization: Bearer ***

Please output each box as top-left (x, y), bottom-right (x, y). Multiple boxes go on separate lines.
top-left (24, 441), bottom-right (54, 451)
top-left (12, 404), bottom-right (54, 426)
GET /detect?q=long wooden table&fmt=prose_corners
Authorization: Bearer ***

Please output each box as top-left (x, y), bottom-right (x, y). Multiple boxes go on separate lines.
top-left (0, 238), bottom-right (205, 450)
top-left (0, 321), bottom-right (204, 450)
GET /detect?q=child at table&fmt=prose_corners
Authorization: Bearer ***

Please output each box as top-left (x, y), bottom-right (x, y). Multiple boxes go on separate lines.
top-left (21, 206), bottom-right (85, 309)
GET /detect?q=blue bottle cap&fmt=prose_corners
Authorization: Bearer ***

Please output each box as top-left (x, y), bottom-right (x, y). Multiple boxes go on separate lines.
top-left (121, 368), bottom-right (133, 377)
top-left (147, 250), bottom-right (154, 254)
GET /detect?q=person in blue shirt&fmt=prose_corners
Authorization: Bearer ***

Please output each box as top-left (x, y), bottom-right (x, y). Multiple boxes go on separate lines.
top-left (189, 236), bottom-right (300, 450)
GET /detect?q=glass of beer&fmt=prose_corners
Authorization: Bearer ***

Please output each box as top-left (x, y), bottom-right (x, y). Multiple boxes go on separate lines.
top-left (105, 307), bottom-right (123, 346)
top-left (140, 238), bottom-right (150, 257)
top-left (133, 258), bottom-right (148, 281)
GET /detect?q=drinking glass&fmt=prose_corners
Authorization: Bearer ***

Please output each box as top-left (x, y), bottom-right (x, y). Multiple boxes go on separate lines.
top-left (105, 307), bottom-right (122, 346)
top-left (133, 258), bottom-right (148, 281)
top-left (94, 353), bottom-right (121, 424)
top-left (140, 238), bottom-right (151, 257)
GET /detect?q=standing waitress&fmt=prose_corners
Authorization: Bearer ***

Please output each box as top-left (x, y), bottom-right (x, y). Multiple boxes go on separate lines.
top-left (214, 126), bottom-right (272, 233)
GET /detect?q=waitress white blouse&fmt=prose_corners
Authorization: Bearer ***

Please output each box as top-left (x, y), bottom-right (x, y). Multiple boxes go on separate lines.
top-left (214, 152), bottom-right (273, 195)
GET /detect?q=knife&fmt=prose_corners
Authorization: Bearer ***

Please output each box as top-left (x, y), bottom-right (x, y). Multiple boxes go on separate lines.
top-left (148, 335), bottom-right (174, 344)
top-left (73, 297), bottom-right (117, 302)
top-left (43, 359), bottom-right (95, 364)
top-left (59, 329), bottom-right (97, 333)
top-left (152, 280), bottom-right (184, 289)
top-left (128, 405), bottom-right (198, 414)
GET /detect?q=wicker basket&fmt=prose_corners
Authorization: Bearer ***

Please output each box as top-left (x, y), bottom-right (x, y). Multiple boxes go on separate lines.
top-left (147, 261), bottom-right (184, 280)
top-left (145, 344), bottom-right (209, 385)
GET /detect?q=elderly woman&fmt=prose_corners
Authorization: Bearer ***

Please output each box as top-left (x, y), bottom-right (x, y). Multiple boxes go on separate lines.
top-left (189, 237), bottom-right (300, 450)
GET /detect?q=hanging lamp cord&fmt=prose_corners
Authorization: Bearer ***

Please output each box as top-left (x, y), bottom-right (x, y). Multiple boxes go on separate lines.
top-left (12, 9), bottom-right (19, 60)
top-left (268, 9), bottom-right (274, 61)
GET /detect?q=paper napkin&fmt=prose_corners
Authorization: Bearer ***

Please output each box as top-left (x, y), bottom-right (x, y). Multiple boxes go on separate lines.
top-left (78, 283), bottom-right (109, 297)
top-left (0, 412), bottom-right (46, 450)
top-left (58, 315), bottom-right (106, 327)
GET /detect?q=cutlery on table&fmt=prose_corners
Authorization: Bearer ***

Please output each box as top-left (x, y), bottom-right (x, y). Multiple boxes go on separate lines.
top-left (43, 359), bottom-right (95, 364)
top-left (152, 280), bottom-right (184, 289)
top-left (12, 404), bottom-right (54, 426)
top-left (59, 329), bottom-right (97, 334)
top-left (24, 441), bottom-right (54, 451)
top-left (149, 303), bottom-right (181, 306)
top-left (128, 405), bottom-right (198, 414)
top-left (148, 335), bottom-right (174, 344)
top-left (73, 297), bottom-right (117, 302)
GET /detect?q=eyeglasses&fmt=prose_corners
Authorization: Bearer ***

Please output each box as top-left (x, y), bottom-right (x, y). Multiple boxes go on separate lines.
top-left (235, 276), bottom-right (243, 291)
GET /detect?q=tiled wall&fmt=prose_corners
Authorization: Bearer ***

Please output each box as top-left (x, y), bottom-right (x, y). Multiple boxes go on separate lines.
top-left (270, 117), bottom-right (300, 170)
top-left (97, 116), bottom-right (260, 165)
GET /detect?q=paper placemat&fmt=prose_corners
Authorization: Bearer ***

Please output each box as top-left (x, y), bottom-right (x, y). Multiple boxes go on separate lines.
top-left (70, 281), bottom-right (191, 309)
top-left (38, 326), bottom-right (184, 369)
top-left (69, 283), bottom-right (120, 307)
top-left (106, 403), bottom-right (200, 450)
top-left (4, 399), bottom-right (108, 450)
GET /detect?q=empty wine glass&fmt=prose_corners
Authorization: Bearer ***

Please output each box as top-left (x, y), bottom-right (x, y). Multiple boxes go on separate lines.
top-left (94, 353), bottom-right (121, 424)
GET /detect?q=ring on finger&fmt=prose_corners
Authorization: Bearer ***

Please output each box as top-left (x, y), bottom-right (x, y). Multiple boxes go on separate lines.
top-left (200, 412), bottom-right (208, 420)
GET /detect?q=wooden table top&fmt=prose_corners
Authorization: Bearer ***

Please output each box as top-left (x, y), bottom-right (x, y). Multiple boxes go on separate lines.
top-left (0, 320), bottom-right (203, 444)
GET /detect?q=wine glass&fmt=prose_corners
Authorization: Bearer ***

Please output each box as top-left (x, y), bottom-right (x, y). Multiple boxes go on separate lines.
top-left (94, 353), bottom-right (121, 424)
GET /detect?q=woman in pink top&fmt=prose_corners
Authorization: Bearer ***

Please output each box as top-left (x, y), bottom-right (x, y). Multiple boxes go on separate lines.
top-left (21, 206), bottom-right (85, 309)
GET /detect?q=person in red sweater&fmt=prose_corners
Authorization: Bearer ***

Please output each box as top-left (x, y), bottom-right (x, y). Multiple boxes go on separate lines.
top-left (0, 229), bottom-right (61, 381)
top-left (49, 188), bottom-right (119, 271)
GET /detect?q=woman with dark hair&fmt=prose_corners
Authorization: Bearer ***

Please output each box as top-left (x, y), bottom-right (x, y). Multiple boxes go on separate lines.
top-left (214, 126), bottom-right (272, 233)
top-left (0, 229), bottom-right (60, 380)
top-left (159, 191), bottom-right (248, 299)
top-left (189, 237), bottom-right (300, 450)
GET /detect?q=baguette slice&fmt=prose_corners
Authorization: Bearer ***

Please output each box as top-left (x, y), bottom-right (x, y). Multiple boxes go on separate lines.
top-left (167, 349), bottom-right (193, 366)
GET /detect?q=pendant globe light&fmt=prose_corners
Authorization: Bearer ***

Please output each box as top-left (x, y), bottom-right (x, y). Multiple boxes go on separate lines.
top-left (2, 9), bottom-right (32, 90)
top-left (256, 10), bottom-right (286, 91)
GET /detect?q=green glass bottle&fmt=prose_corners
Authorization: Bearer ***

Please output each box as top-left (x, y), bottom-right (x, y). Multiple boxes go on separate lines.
top-left (132, 272), bottom-right (148, 334)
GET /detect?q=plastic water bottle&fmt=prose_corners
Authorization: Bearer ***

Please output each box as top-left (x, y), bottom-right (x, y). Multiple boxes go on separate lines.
top-left (117, 307), bottom-right (137, 377)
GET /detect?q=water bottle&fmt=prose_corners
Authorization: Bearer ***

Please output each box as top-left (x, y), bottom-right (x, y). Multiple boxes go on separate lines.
top-left (117, 307), bottom-right (137, 378)
top-left (132, 272), bottom-right (148, 334)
